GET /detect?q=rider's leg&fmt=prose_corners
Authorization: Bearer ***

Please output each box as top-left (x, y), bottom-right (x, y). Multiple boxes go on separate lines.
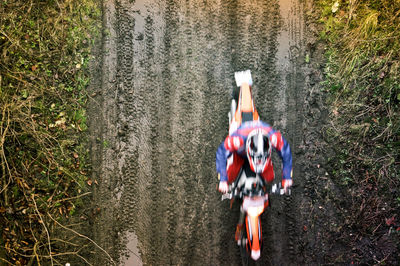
top-left (228, 154), bottom-right (246, 243)
top-left (235, 206), bottom-right (245, 242)
top-left (229, 156), bottom-right (245, 242)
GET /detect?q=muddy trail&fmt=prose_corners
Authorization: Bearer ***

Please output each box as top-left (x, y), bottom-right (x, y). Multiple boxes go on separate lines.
top-left (89, 0), bottom-right (326, 265)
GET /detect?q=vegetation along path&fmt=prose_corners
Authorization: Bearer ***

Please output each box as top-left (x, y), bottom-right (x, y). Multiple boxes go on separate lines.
top-left (1, 0), bottom-right (398, 265)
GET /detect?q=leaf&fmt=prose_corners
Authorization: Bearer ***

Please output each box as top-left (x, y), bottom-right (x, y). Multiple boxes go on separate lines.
top-left (305, 54), bottom-right (310, 63)
top-left (55, 117), bottom-right (66, 126)
top-left (386, 216), bottom-right (395, 226)
top-left (332, 1), bottom-right (339, 13)
top-left (22, 90), bottom-right (28, 99)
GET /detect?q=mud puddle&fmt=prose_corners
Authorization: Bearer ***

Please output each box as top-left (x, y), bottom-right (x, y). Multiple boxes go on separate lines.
top-left (88, 0), bottom-right (328, 265)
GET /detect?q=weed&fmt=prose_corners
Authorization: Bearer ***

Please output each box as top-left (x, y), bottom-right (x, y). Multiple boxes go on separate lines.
top-left (0, 0), bottom-right (101, 264)
top-left (318, 0), bottom-right (400, 264)
top-left (103, 140), bottom-right (109, 148)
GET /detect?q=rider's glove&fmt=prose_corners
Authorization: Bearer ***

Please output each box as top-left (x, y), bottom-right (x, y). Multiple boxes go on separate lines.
top-left (218, 181), bottom-right (229, 194)
top-left (282, 179), bottom-right (292, 194)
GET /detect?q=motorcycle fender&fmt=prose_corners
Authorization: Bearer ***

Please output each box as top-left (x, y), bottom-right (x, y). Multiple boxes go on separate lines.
top-left (245, 214), bottom-right (261, 256)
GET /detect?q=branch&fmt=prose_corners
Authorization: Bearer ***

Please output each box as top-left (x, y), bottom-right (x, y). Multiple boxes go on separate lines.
top-left (31, 194), bottom-right (54, 266)
top-left (0, 257), bottom-right (15, 265)
top-left (47, 213), bottom-right (115, 265)
top-left (0, 104), bottom-right (12, 197)
top-left (52, 191), bottom-right (91, 204)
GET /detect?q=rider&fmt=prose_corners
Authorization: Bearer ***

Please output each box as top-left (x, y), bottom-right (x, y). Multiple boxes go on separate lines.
top-left (216, 120), bottom-right (293, 239)
top-left (216, 120), bottom-right (293, 193)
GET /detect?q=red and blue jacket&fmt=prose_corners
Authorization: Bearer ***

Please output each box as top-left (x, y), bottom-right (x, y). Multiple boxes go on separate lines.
top-left (216, 121), bottom-right (293, 182)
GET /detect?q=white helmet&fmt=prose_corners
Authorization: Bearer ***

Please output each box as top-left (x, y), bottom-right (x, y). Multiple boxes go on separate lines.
top-left (246, 129), bottom-right (271, 173)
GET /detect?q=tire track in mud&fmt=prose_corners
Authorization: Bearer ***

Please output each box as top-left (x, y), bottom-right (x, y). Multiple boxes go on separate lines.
top-left (261, 1), bottom-right (307, 265)
top-left (91, 0), bottom-right (314, 265)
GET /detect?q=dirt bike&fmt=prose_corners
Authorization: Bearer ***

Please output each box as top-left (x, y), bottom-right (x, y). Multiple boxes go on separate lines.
top-left (221, 167), bottom-right (287, 262)
top-left (222, 70), bottom-right (290, 263)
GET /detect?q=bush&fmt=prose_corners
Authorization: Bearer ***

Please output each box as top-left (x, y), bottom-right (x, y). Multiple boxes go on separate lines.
top-left (319, 0), bottom-right (400, 264)
top-left (0, 0), bottom-right (100, 264)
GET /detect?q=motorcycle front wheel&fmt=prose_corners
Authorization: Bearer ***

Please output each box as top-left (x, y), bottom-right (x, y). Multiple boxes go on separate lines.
top-left (239, 239), bottom-right (250, 266)
top-left (239, 236), bottom-right (257, 266)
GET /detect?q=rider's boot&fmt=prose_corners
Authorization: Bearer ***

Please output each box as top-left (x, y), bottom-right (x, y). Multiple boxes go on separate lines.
top-left (235, 223), bottom-right (244, 243)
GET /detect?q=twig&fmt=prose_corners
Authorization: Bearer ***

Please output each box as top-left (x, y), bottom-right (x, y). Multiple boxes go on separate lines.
top-left (0, 30), bottom-right (31, 55)
top-left (125, 247), bottom-right (142, 260)
top-left (32, 194), bottom-right (54, 266)
top-left (75, 253), bottom-right (93, 266)
top-left (33, 242), bottom-right (40, 266)
top-left (50, 238), bottom-right (80, 247)
top-left (0, 104), bottom-right (12, 196)
top-left (7, 247), bottom-right (92, 264)
top-left (372, 223), bottom-right (382, 234)
top-left (27, 0), bottom-right (33, 14)
top-left (0, 257), bottom-right (15, 265)
top-left (53, 191), bottom-right (91, 204)
top-left (375, 253), bottom-right (390, 265)
top-left (47, 213), bottom-right (116, 265)
top-left (7, 248), bottom-right (35, 258)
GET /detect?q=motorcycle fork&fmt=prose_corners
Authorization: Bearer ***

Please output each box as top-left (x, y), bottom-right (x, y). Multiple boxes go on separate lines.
top-left (246, 215), bottom-right (262, 252)
top-left (238, 206), bottom-right (245, 225)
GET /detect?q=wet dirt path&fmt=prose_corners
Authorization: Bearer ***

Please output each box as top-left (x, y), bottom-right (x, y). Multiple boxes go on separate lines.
top-left (89, 0), bottom-right (318, 265)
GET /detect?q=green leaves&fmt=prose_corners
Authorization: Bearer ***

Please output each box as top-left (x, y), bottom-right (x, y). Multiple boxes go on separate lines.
top-left (319, 1), bottom-right (400, 261)
top-left (0, 0), bottom-right (101, 263)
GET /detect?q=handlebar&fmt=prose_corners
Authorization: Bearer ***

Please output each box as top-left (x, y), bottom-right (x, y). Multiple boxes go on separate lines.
top-left (221, 193), bottom-right (233, 201)
top-left (271, 183), bottom-right (292, 196)
top-left (221, 182), bottom-right (291, 201)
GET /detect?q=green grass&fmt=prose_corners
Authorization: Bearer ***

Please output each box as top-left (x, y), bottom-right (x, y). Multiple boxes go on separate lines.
top-left (0, 0), bottom-right (101, 264)
top-left (318, 0), bottom-right (400, 264)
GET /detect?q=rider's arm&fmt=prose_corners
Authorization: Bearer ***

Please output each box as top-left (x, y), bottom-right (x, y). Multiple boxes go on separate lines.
top-left (216, 141), bottom-right (229, 182)
top-left (269, 131), bottom-right (293, 181)
top-left (224, 134), bottom-right (244, 152)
